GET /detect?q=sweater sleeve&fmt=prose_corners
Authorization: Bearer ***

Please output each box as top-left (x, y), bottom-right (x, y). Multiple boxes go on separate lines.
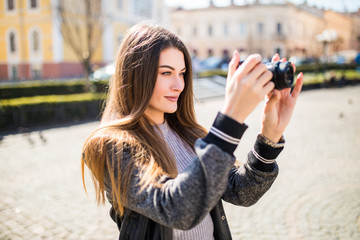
top-left (221, 135), bottom-right (283, 206)
top-left (203, 112), bottom-right (248, 155)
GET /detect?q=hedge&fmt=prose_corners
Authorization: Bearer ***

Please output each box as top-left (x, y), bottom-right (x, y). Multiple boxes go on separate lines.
top-left (0, 80), bottom-right (108, 99)
top-left (0, 93), bottom-right (106, 132)
top-left (197, 63), bottom-right (359, 78)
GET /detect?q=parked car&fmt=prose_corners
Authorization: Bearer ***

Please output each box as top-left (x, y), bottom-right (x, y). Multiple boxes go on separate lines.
top-left (289, 56), bottom-right (318, 66)
top-left (193, 56), bottom-right (229, 76)
top-left (90, 62), bottom-right (115, 81)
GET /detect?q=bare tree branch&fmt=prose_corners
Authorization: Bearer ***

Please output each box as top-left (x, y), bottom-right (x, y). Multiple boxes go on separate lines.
top-left (54, 0), bottom-right (104, 90)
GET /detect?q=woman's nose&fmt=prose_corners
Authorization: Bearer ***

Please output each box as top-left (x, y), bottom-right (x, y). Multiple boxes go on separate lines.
top-left (171, 75), bottom-right (184, 91)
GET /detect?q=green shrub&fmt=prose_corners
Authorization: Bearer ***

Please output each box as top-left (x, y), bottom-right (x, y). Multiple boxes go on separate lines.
top-left (0, 79), bottom-right (109, 99)
top-left (0, 93), bottom-right (105, 108)
top-left (0, 93), bottom-right (106, 131)
top-left (197, 63), bottom-right (360, 83)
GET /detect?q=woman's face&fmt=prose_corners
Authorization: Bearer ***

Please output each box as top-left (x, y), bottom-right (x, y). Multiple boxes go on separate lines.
top-left (145, 47), bottom-right (186, 124)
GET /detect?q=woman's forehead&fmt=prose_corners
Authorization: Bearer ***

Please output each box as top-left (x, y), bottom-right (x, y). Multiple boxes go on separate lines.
top-left (159, 48), bottom-right (186, 70)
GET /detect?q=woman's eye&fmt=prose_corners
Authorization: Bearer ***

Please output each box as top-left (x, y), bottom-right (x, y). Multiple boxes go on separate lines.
top-left (180, 72), bottom-right (186, 77)
top-left (161, 72), bottom-right (171, 76)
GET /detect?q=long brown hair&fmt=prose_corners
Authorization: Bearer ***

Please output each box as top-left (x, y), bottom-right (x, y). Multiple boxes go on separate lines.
top-left (81, 23), bottom-right (206, 215)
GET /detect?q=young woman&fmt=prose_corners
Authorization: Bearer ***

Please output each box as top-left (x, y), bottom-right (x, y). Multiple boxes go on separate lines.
top-left (82, 23), bottom-right (303, 240)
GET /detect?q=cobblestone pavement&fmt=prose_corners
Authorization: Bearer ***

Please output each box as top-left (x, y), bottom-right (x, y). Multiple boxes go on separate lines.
top-left (0, 84), bottom-right (359, 240)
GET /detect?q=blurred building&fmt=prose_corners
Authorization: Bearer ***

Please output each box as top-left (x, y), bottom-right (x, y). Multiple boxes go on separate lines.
top-left (169, 0), bottom-right (360, 62)
top-left (0, 0), bottom-right (167, 81)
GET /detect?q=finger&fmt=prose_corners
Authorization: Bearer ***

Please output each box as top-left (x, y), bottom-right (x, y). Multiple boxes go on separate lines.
top-left (228, 50), bottom-right (240, 76)
top-left (265, 89), bottom-right (276, 102)
top-left (262, 80), bottom-right (275, 95)
top-left (291, 72), bottom-right (303, 98)
top-left (280, 58), bottom-right (286, 62)
top-left (235, 54), bottom-right (262, 79)
top-left (272, 53), bottom-right (280, 62)
top-left (291, 62), bottom-right (296, 73)
top-left (281, 88), bottom-right (291, 96)
top-left (255, 69), bottom-right (273, 89)
top-left (244, 63), bottom-right (269, 85)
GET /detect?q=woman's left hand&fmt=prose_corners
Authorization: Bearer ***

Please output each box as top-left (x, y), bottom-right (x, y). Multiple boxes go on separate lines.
top-left (260, 54), bottom-right (303, 143)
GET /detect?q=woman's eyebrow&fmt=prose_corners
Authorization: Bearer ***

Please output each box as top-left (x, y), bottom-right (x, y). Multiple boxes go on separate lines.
top-left (159, 65), bottom-right (186, 71)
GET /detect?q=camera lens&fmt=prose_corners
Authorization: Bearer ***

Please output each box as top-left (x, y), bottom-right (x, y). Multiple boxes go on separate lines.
top-left (266, 61), bottom-right (294, 90)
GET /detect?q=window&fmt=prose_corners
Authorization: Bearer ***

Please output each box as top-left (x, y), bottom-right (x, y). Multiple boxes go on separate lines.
top-left (32, 31), bottom-right (40, 53)
top-left (277, 23), bottom-right (282, 35)
top-left (9, 32), bottom-right (16, 53)
top-left (117, 35), bottom-right (123, 45)
top-left (208, 25), bottom-right (213, 36)
top-left (258, 22), bottom-right (264, 35)
top-left (224, 23), bottom-right (229, 36)
top-left (222, 49), bottom-right (229, 61)
top-left (132, 0), bottom-right (152, 18)
top-left (30, 0), bottom-right (37, 8)
top-left (223, 23), bottom-right (229, 36)
top-left (7, 0), bottom-right (14, 11)
top-left (193, 27), bottom-right (197, 36)
top-left (31, 64), bottom-right (42, 79)
top-left (117, 0), bottom-right (122, 9)
top-left (10, 65), bottom-right (18, 80)
top-left (239, 23), bottom-right (246, 36)
top-left (274, 47), bottom-right (282, 56)
top-left (207, 49), bottom-right (213, 57)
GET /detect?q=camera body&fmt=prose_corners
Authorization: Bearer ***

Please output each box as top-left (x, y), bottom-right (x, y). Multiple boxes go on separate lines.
top-left (237, 60), bottom-right (294, 90)
top-left (265, 61), bottom-right (294, 90)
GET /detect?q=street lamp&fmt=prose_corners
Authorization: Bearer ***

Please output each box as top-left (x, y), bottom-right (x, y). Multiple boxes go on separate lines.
top-left (316, 29), bottom-right (338, 63)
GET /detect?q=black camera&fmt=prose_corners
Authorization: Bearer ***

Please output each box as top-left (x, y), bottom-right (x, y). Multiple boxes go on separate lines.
top-left (265, 61), bottom-right (294, 90)
top-left (238, 60), bottom-right (294, 90)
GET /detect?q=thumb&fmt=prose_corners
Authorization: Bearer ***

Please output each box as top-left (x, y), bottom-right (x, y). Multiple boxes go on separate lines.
top-left (265, 90), bottom-right (280, 109)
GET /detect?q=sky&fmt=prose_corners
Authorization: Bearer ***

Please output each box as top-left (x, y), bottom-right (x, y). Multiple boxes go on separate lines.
top-left (164, 0), bottom-right (360, 13)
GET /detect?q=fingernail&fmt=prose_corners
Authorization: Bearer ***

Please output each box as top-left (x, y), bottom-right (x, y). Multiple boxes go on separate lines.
top-left (233, 49), bottom-right (238, 57)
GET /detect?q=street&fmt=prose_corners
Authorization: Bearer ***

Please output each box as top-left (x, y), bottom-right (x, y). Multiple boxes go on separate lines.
top-left (0, 80), bottom-right (359, 240)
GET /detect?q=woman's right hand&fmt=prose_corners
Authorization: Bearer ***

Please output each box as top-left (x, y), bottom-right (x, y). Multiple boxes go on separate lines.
top-left (220, 50), bottom-right (275, 123)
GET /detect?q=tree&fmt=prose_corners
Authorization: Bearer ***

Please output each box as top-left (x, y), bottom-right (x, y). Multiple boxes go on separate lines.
top-left (55, 0), bottom-right (103, 91)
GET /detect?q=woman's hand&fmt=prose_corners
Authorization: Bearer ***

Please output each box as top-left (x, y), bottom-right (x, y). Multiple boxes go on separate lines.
top-left (221, 50), bottom-right (274, 123)
top-left (260, 54), bottom-right (304, 143)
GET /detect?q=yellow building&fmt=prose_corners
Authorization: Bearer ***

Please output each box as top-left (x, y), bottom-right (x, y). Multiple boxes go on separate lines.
top-left (0, 0), bottom-right (167, 81)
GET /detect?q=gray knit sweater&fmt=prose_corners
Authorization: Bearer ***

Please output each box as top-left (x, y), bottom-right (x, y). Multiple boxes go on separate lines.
top-left (156, 121), bottom-right (215, 240)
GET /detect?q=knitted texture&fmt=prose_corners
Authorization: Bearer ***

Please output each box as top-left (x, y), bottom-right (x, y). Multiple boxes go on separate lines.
top-left (156, 122), bottom-right (215, 240)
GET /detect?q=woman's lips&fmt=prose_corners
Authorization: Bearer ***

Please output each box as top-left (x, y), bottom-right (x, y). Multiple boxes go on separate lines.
top-left (165, 96), bottom-right (178, 102)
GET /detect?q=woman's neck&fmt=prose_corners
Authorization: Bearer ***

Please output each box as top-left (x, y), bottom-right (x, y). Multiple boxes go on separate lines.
top-left (145, 112), bottom-right (165, 125)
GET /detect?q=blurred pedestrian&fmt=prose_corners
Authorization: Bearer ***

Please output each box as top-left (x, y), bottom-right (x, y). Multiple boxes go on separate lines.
top-left (81, 23), bottom-right (303, 240)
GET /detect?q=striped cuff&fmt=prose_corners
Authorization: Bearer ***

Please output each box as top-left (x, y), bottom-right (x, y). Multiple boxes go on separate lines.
top-left (203, 112), bottom-right (248, 155)
top-left (247, 134), bottom-right (284, 172)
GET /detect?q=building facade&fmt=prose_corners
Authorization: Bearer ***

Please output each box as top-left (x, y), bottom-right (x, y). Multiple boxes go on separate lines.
top-left (169, 1), bottom-right (360, 62)
top-left (0, 0), bottom-right (167, 81)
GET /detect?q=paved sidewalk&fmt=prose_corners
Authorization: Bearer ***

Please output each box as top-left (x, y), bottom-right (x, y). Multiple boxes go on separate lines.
top-left (0, 85), bottom-right (359, 240)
